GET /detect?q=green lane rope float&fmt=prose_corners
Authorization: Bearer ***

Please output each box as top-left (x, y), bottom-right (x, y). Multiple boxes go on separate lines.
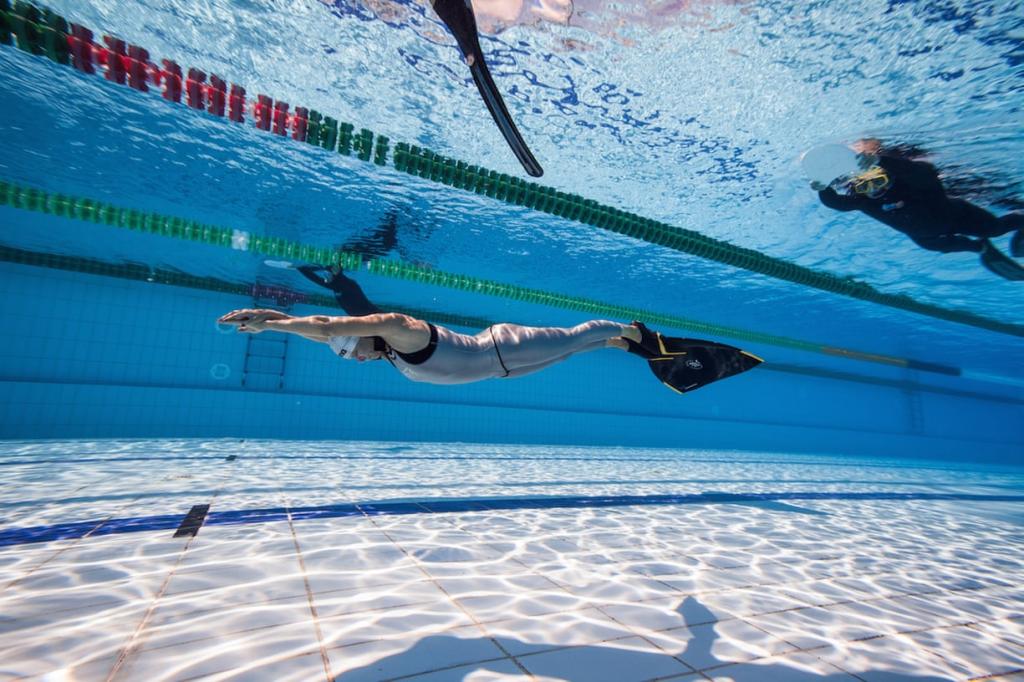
top-left (1, 2), bottom-right (1021, 339)
top-left (4, 178), bottom-right (1011, 386)
top-left (2, 241), bottom-right (1022, 405)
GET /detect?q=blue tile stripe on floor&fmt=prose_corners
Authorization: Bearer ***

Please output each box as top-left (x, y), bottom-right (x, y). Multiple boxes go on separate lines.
top-left (1, 491), bottom-right (1023, 548)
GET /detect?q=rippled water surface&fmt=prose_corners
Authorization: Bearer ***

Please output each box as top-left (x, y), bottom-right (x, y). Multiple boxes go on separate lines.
top-left (0, 0), bottom-right (1022, 378)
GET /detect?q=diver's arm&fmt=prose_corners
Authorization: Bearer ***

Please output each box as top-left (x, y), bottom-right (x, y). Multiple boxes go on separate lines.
top-left (264, 313), bottom-right (405, 339)
top-left (269, 312), bottom-right (431, 352)
top-left (910, 234), bottom-right (984, 254)
top-left (818, 188), bottom-right (859, 211)
top-left (218, 309), bottom-right (424, 345)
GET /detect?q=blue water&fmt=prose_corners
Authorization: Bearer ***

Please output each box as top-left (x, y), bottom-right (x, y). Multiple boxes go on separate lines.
top-left (1, 5), bottom-right (1024, 676)
top-left (0, 0), bottom-right (1021, 454)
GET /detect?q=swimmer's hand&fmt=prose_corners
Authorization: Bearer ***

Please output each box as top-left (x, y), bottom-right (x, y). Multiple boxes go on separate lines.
top-left (810, 181), bottom-right (828, 191)
top-left (218, 309), bottom-right (291, 333)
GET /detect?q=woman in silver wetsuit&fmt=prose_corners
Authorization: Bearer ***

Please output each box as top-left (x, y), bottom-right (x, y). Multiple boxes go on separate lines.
top-left (290, 264), bottom-right (636, 384)
top-left (219, 268), bottom-right (762, 394)
top-left (373, 319), bottom-right (630, 385)
top-left (220, 307), bottom-right (636, 386)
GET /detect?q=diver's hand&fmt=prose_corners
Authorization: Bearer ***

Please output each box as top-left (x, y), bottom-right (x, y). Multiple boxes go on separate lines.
top-left (218, 309), bottom-right (291, 333)
top-left (810, 181), bottom-right (828, 191)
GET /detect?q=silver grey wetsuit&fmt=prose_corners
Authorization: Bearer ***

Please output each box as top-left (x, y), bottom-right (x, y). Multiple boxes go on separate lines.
top-left (386, 320), bottom-right (627, 385)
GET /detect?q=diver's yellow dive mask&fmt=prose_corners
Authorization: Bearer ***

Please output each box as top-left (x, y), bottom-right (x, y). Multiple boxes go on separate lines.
top-left (848, 166), bottom-right (891, 198)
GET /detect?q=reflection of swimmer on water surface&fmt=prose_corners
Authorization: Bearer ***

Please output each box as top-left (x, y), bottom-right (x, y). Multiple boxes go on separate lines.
top-left (468, 0), bottom-right (749, 38)
top-left (325, 0), bottom-right (746, 45)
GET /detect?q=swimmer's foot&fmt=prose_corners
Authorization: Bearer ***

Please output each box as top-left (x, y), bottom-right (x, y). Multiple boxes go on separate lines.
top-left (624, 321), bottom-right (661, 359)
top-left (296, 264), bottom-right (332, 289)
top-left (1011, 229), bottom-right (1023, 258)
top-left (322, 266), bottom-right (357, 293)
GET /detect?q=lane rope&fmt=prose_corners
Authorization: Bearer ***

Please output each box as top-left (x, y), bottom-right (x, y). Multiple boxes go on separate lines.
top-left (0, 1), bottom-right (1021, 338)
top-left (3, 179), bottom-right (1006, 384)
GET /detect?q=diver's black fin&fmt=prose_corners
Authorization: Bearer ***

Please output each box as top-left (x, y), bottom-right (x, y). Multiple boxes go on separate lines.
top-left (468, 61), bottom-right (543, 177)
top-left (647, 337), bottom-right (763, 394)
top-left (980, 240), bottom-right (1024, 281)
top-left (430, 0), bottom-right (543, 177)
top-left (1010, 229), bottom-right (1023, 258)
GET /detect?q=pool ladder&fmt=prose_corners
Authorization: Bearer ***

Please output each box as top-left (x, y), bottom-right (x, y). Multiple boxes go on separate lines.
top-left (241, 295), bottom-right (290, 391)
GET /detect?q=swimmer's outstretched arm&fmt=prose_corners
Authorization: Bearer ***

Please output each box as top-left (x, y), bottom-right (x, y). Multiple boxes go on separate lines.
top-left (218, 309), bottom-right (428, 350)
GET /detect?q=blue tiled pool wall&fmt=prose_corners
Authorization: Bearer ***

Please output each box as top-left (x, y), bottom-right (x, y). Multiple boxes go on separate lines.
top-left (1, 259), bottom-right (1021, 461)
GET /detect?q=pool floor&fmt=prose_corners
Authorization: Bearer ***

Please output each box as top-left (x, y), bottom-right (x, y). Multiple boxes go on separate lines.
top-left (0, 440), bottom-right (1022, 680)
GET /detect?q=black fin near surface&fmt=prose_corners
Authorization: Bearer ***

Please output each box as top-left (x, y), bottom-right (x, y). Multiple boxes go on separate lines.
top-left (980, 240), bottom-right (1024, 281)
top-left (430, 0), bottom-right (543, 177)
top-left (647, 337), bottom-right (764, 394)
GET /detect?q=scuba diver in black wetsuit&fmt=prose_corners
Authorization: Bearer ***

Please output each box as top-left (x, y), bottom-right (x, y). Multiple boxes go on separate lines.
top-left (429, 0), bottom-right (543, 177)
top-left (803, 143), bottom-right (1024, 280)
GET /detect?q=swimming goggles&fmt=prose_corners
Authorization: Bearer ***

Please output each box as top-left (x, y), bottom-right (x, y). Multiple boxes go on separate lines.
top-left (848, 167), bottom-right (891, 197)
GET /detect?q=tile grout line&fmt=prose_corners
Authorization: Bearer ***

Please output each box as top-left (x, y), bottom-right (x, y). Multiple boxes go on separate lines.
top-left (283, 491), bottom-right (334, 682)
top-left (968, 669), bottom-right (1024, 681)
top-left (104, 461), bottom-right (236, 682)
top-left (430, 512), bottom-right (702, 676)
top-left (0, 485), bottom-right (157, 593)
top-left (360, 507), bottom-right (535, 679)
top-left (430, 509), bottom-right (1022, 677)
top-left (104, 530), bottom-right (203, 682)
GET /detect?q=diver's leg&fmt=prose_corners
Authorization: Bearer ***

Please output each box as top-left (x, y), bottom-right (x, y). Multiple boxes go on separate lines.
top-left (297, 265), bottom-right (380, 317)
top-left (323, 270), bottom-right (381, 317)
top-left (999, 213), bottom-right (1024, 230)
top-left (996, 213), bottom-right (1024, 257)
top-left (503, 340), bottom-right (610, 378)
top-left (492, 320), bottom-right (634, 377)
top-left (948, 199), bottom-right (1018, 238)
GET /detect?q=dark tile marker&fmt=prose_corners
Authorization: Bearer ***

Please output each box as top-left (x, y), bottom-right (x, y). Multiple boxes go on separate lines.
top-left (174, 504), bottom-right (211, 538)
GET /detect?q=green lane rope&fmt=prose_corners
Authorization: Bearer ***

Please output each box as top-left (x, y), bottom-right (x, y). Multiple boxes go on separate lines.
top-left (2, 241), bottom-right (1021, 406)
top-left (1, 2), bottom-right (1021, 339)
top-left (0, 181), bottom-right (363, 271)
top-left (1, 178), bottom-right (997, 375)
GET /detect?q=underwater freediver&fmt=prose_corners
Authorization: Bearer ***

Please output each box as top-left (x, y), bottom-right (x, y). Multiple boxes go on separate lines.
top-left (290, 210), bottom-right (406, 317)
top-left (429, 0), bottom-right (543, 177)
top-left (219, 292), bottom-right (761, 394)
top-left (802, 143), bottom-right (1024, 280)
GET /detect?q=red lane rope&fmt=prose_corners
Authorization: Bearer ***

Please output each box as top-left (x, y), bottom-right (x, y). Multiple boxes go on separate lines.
top-left (64, 28), bottom-right (310, 139)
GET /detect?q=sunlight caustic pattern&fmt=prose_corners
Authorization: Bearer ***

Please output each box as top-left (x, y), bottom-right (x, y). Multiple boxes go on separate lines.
top-left (1, 441), bottom-right (1022, 680)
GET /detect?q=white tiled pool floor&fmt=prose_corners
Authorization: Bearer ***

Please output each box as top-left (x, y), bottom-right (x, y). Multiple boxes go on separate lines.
top-left (0, 440), bottom-right (1022, 681)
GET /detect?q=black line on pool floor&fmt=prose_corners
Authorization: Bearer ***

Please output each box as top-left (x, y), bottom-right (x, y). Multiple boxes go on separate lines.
top-left (173, 504), bottom-right (210, 538)
top-left (3, 490), bottom-right (1024, 548)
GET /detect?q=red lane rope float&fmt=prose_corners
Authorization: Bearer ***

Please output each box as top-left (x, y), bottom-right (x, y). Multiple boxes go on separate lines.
top-left (64, 28), bottom-right (312, 142)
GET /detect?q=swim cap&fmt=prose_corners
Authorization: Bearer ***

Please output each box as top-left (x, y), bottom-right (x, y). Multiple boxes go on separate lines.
top-left (329, 335), bottom-right (360, 359)
top-left (801, 144), bottom-right (861, 186)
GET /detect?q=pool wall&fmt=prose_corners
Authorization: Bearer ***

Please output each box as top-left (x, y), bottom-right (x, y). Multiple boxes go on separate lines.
top-left (1, 255), bottom-right (1020, 462)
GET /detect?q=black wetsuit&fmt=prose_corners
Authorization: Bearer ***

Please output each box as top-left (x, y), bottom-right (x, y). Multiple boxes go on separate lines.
top-left (818, 155), bottom-right (1024, 254)
top-left (296, 211), bottom-right (403, 316)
